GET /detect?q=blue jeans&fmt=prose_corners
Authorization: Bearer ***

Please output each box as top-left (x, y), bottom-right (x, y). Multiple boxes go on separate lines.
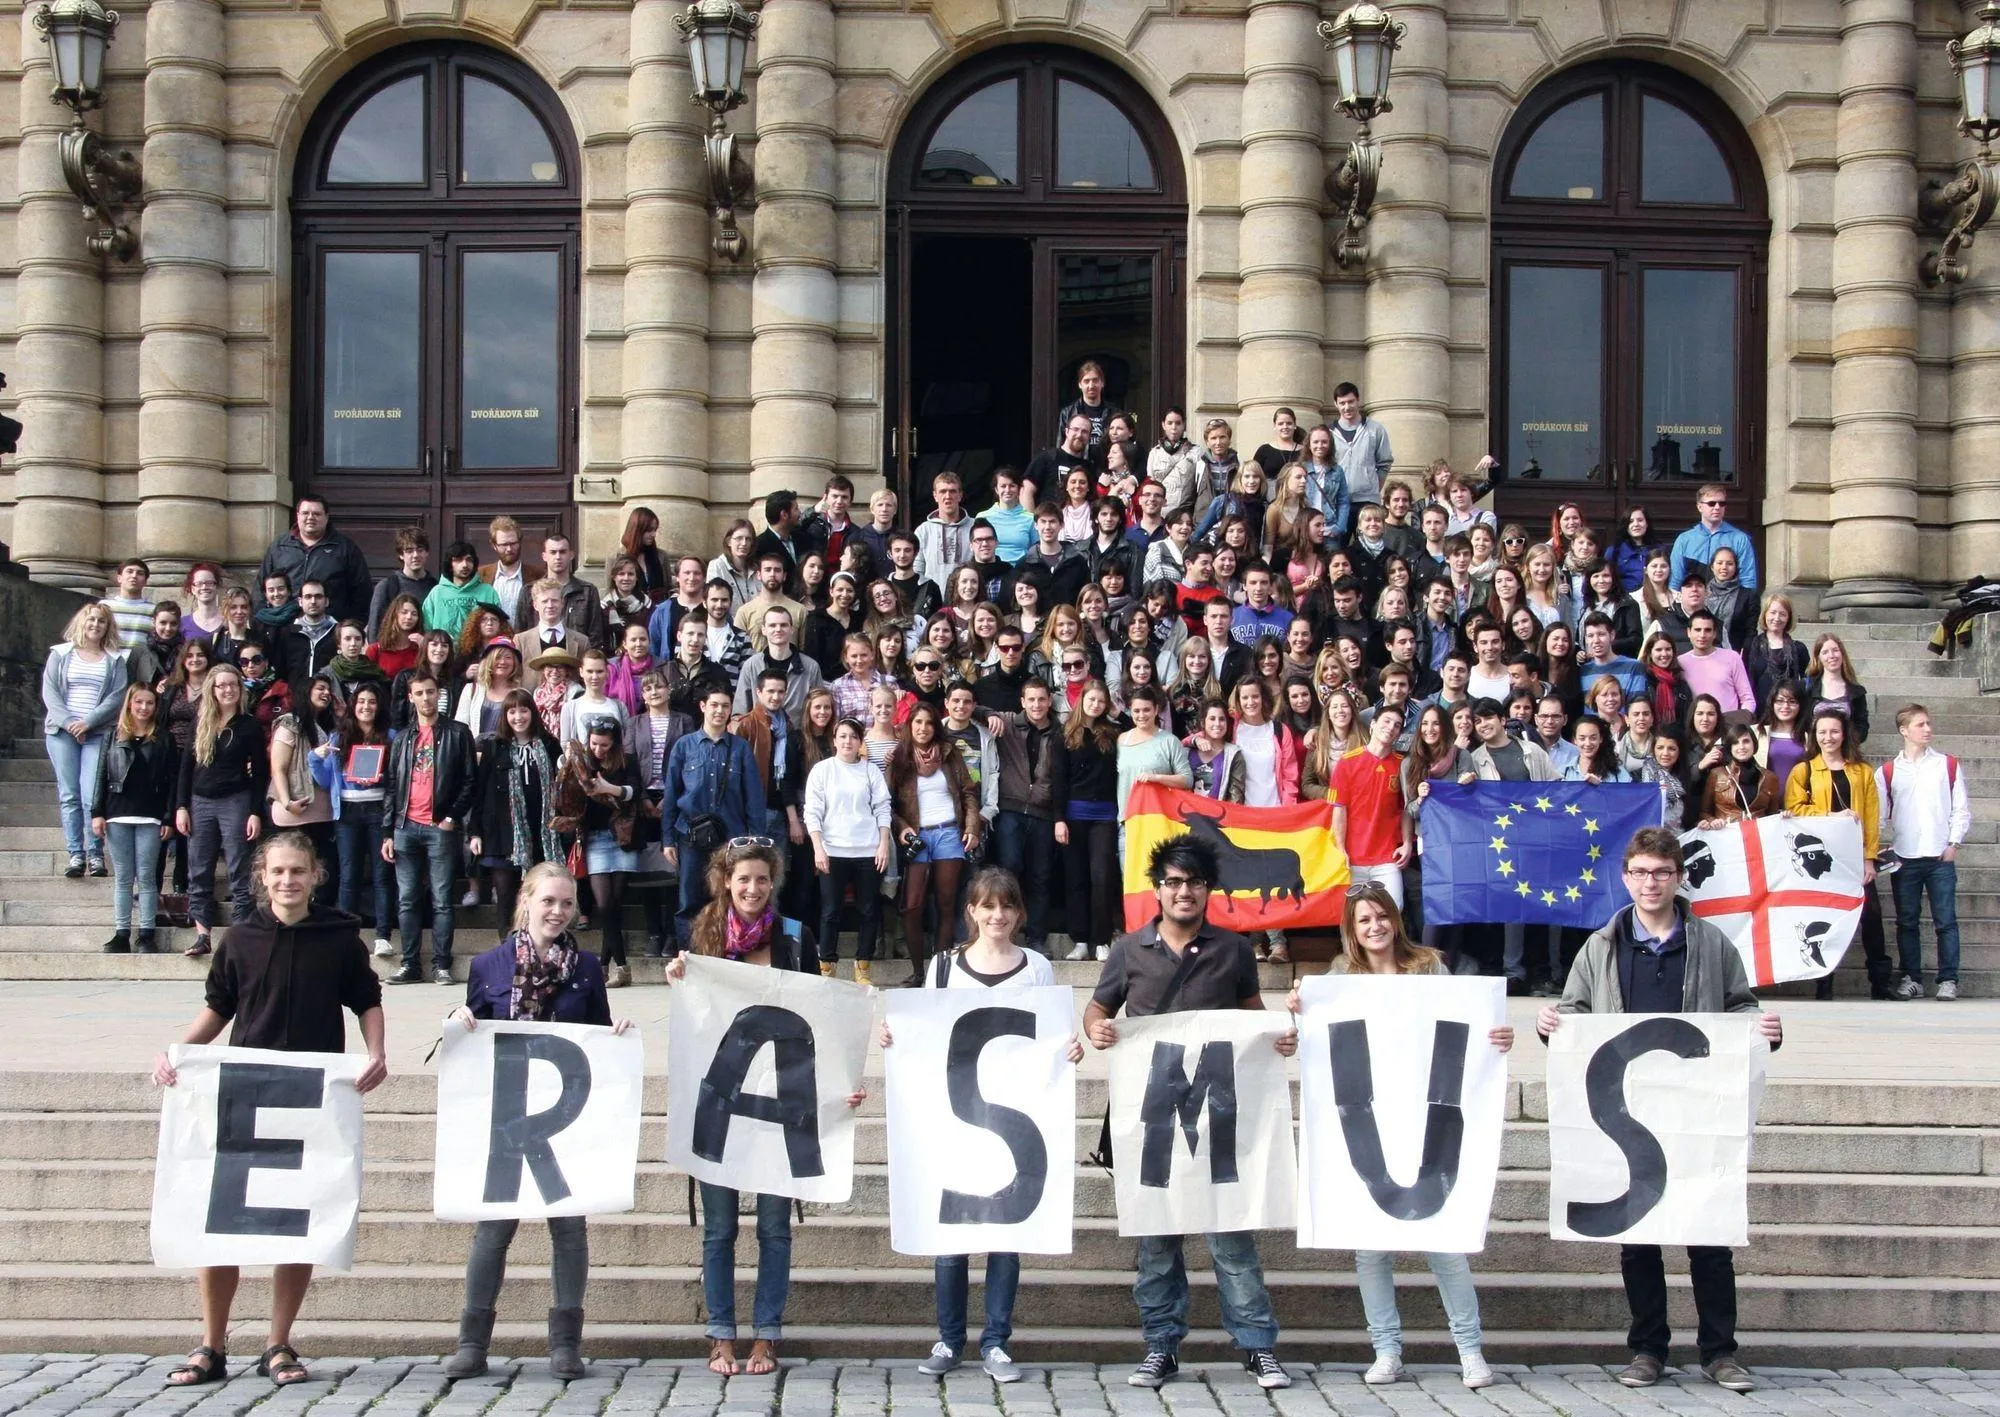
top-left (992, 811), bottom-right (1054, 949)
top-left (1133, 1231), bottom-right (1278, 1354)
top-left (1893, 857), bottom-right (1960, 984)
top-left (45, 729), bottom-right (106, 860)
top-left (699, 1183), bottom-right (791, 1341)
top-left (675, 840), bottom-right (716, 949)
top-left (1354, 1250), bottom-right (1483, 1356)
top-left (103, 820), bottom-right (163, 934)
top-left (336, 802), bottom-right (394, 939)
top-left (394, 822), bottom-right (457, 970)
top-left (936, 1253), bottom-right (1019, 1355)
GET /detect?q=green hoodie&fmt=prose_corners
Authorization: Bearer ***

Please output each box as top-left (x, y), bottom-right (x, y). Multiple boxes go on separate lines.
top-left (421, 577), bottom-right (503, 639)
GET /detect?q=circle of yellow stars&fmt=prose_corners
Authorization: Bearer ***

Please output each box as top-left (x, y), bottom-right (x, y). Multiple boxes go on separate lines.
top-left (1489, 796), bottom-right (1601, 906)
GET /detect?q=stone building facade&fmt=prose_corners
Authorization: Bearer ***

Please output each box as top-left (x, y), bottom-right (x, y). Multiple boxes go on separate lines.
top-left (0, 0), bottom-right (1994, 610)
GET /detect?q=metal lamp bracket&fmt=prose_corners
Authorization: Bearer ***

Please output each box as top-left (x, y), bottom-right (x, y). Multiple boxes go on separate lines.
top-left (1920, 155), bottom-right (2000, 285)
top-left (1326, 132), bottom-right (1382, 271)
top-left (704, 115), bottom-right (754, 262)
top-left (58, 121), bottom-right (139, 261)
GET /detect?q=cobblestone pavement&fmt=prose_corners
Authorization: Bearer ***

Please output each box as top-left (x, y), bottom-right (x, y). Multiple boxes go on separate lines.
top-left (4, 1356), bottom-right (1998, 1417)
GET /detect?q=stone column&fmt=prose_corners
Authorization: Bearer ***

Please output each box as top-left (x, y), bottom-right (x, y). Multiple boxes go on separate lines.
top-left (622, 0), bottom-right (714, 555)
top-left (1235, 0), bottom-right (1324, 439)
top-left (1361, 0), bottom-right (1449, 470)
top-left (1822, 0), bottom-right (1925, 608)
top-left (135, 0), bottom-right (230, 577)
top-left (10, 15), bottom-right (106, 587)
top-left (746, 0), bottom-right (837, 510)
top-left (1949, 233), bottom-right (2000, 581)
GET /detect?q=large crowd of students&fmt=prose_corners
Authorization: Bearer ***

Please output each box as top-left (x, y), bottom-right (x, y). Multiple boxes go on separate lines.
top-left (49, 372), bottom-right (1968, 997)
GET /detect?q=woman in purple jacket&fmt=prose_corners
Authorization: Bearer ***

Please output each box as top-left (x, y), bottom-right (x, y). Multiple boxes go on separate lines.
top-left (442, 862), bottom-right (631, 1383)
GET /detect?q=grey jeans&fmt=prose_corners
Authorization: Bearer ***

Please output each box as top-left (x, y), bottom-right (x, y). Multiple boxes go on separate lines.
top-left (463, 1216), bottom-right (589, 1312)
top-left (186, 791), bottom-right (256, 930)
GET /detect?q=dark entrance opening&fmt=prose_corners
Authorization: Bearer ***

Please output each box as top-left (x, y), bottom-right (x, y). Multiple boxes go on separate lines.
top-left (907, 234), bottom-right (1033, 513)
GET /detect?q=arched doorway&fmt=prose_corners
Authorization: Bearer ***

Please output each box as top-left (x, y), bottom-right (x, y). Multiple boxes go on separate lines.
top-left (886, 47), bottom-right (1186, 517)
top-left (1490, 61), bottom-right (1768, 549)
top-left (291, 43), bottom-right (580, 567)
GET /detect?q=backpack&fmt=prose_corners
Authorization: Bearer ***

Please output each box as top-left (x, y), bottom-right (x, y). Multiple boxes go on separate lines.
top-left (1881, 754), bottom-right (1958, 794)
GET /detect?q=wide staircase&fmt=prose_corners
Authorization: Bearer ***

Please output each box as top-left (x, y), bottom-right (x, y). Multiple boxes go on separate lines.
top-left (0, 609), bottom-right (1996, 1365)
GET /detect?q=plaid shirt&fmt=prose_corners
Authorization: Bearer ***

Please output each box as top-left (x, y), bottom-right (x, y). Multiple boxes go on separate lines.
top-left (831, 670), bottom-right (895, 721)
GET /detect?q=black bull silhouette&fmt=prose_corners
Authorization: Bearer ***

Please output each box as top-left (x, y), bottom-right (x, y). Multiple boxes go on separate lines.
top-left (1174, 806), bottom-right (1307, 913)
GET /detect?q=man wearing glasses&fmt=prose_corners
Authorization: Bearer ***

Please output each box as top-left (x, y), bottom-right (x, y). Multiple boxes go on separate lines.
top-left (1669, 483), bottom-right (1759, 590)
top-left (974, 629), bottom-right (1035, 713)
top-left (1537, 827), bottom-right (1781, 1394)
top-left (1084, 836), bottom-right (1297, 1393)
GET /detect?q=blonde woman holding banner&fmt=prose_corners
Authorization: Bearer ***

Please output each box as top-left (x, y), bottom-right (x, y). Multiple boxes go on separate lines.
top-left (1285, 882), bottom-right (1512, 1391)
top-left (443, 862), bottom-right (631, 1382)
top-left (879, 867), bottom-right (1083, 1384)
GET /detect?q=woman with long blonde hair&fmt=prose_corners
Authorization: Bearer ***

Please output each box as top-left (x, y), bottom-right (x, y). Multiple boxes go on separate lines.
top-left (178, 662), bottom-right (266, 957)
top-left (1805, 632), bottom-right (1870, 744)
top-left (43, 600), bottom-right (129, 879)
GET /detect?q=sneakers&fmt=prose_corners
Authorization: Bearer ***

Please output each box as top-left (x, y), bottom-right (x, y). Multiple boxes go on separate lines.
top-left (64, 854), bottom-right (85, 879)
top-left (1617, 1354), bottom-right (1664, 1387)
top-left (1065, 941), bottom-right (1089, 961)
top-left (387, 966), bottom-right (422, 984)
top-left (1702, 1356), bottom-right (1756, 1392)
top-left (86, 857), bottom-right (107, 878)
top-left (1938, 980), bottom-right (1960, 1001)
top-left (1094, 944), bottom-right (1108, 961)
top-left (373, 937), bottom-right (394, 958)
top-left (981, 1348), bottom-right (1021, 1383)
top-left (460, 887), bottom-right (482, 908)
top-left (916, 1342), bottom-right (959, 1376)
top-left (1893, 976), bottom-right (1924, 1000)
top-left (432, 967), bottom-right (455, 986)
top-left (1459, 1350), bottom-right (1494, 1389)
top-left (1364, 1352), bottom-right (1404, 1385)
top-left (1128, 1350), bottom-right (1177, 1388)
top-left (1242, 1350), bottom-right (1290, 1389)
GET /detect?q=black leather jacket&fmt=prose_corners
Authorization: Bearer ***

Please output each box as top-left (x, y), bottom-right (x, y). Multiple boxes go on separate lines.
top-left (382, 715), bottom-right (478, 830)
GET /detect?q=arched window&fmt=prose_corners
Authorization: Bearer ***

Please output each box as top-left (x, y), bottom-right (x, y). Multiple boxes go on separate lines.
top-left (292, 43), bottom-right (580, 566)
top-left (1490, 62), bottom-right (1768, 554)
top-left (887, 47), bottom-right (1186, 519)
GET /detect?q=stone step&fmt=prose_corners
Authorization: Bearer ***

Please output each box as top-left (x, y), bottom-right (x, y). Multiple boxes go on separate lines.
top-left (9, 1158), bottom-right (1999, 1226)
top-left (1861, 676), bottom-right (1989, 698)
top-left (0, 760), bottom-right (52, 782)
top-left (1801, 610), bottom-right (1946, 630)
top-left (1, 1260), bottom-right (1994, 1335)
top-left (6, 1208), bottom-right (1991, 1282)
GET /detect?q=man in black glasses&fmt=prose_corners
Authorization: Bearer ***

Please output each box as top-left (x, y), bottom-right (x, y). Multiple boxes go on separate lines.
top-left (1083, 836), bottom-right (1297, 1393)
top-left (1537, 827), bottom-right (1781, 1394)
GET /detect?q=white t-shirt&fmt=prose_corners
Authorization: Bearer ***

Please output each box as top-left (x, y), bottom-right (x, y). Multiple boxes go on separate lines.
top-left (1468, 666), bottom-right (1511, 703)
top-left (1236, 721), bottom-right (1279, 807)
top-left (915, 767), bottom-right (957, 827)
top-left (926, 946), bottom-right (1057, 990)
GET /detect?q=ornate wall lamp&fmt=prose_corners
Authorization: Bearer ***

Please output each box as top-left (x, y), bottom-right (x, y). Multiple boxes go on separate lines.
top-left (1318, 1), bottom-right (1402, 270)
top-left (1921, 0), bottom-right (2000, 285)
top-left (32, 0), bottom-right (139, 261)
top-left (676, 0), bottom-right (758, 262)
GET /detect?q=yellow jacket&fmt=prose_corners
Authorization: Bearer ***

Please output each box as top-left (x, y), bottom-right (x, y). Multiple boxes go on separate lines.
top-left (1784, 757), bottom-right (1880, 858)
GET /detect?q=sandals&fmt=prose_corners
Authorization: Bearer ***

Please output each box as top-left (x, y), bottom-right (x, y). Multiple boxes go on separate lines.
top-left (256, 1344), bottom-right (309, 1386)
top-left (743, 1340), bottom-right (777, 1376)
top-left (707, 1339), bottom-right (739, 1376)
top-left (184, 933), bottom-right (212, 959)
top-left (166, 1347), bottom-right (226, 1386)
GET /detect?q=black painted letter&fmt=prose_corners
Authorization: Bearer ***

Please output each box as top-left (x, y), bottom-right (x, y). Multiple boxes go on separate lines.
top-left (206, 1061), bottom-right (323, 1237)
top-left (938, 1006), bottom-right (1048, 1225)
top-left (483, 1032), bottom-right (593, 1205)
top-left (1330, 1018), bottom-right (1469, 1221)
top-left (1565, 1016), bottom-right (1712, 1237)
top-left (1139, 1040), bottom-right (1238, 1189)
top-left (692, 1004), bottom-right (824, 1177)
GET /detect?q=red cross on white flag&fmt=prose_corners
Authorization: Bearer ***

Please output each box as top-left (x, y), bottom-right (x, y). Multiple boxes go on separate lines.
top-left (1679, 815), bottom-right (1867, 986)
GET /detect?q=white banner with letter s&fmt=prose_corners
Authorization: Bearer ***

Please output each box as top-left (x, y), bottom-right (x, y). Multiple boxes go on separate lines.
top-left (1547, 1012), bottom-right (1765, 1247)
top-left (1296, 974), bottom-right (1507, 1254)
top-left (1107, 1009), bottom-right (1297, 1238)
top-left (665, 954), bottom-right (871, 1203)
top-left (150, 1044), bottom-right (364, 1270)
top-left (884, 986), bottom-right (1076, 1256)
top-left (433, 1020), bottom-right (644, 1221)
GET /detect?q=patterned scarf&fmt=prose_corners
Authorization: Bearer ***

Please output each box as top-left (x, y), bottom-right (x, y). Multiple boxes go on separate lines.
top-left (506, 737), bottom-right (563, 869)
top-left (509, 928), bottom-right (578, 1021)
top-left (534, 671), bottom-right (569, 738)
top-left (913, 740), bottom-right (943, 776)
top-left (724, 907), bottom-right (777, 961)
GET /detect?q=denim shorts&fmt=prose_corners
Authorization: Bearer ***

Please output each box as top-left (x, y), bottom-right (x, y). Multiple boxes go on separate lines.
top-left (583, 828), bottom-right (640, 875)
top-left (910, 823), bottom-right (965, 863)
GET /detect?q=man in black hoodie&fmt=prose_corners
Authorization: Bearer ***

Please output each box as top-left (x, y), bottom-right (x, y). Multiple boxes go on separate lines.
top-left (150, 829), bottom-right (387, 1391)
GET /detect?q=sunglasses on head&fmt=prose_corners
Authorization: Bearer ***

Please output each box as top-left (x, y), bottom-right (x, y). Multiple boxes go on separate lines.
top-left (726, 836), bottom-right (776, 850)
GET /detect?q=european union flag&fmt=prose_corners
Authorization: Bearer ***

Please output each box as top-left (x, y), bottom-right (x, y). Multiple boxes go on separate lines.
top-left (1419, 780), bottom-right (1662, 929)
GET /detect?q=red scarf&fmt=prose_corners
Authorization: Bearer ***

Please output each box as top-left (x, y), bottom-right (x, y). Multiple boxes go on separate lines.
top-left (1647, 663), bottom-right (1679, 728)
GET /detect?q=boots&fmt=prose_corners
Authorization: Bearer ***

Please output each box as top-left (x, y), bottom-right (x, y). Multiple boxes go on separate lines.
top-left (136, 929), bottom-right (159, 954)
top-left (102, 930), bottom-right (131, 954)
top-left (818, 960), bottom-right (837, 977)
top-left (444, 1307), bottom-right (496, 1378)
top-left (547, 1306), bottom-right (586, 1380)
top-left (853, 959), bottom-right (872, 987)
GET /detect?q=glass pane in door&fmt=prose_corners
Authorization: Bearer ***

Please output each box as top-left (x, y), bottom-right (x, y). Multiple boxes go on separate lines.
top-left (322, 250), bottom-right (422, 467)
top-left (1640, 268), bottom-right (1737, 484)
top-left (1055, 252), bottom-right (1153, 430)
top-left (1504, 265), bottom-right (1604, 481)
top-left (460, 248), bottom-right (560, 468)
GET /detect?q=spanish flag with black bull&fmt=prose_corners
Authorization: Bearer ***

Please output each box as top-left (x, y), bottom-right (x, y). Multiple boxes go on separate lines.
top-left (1120, 783), bottom-right (1350, 933)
